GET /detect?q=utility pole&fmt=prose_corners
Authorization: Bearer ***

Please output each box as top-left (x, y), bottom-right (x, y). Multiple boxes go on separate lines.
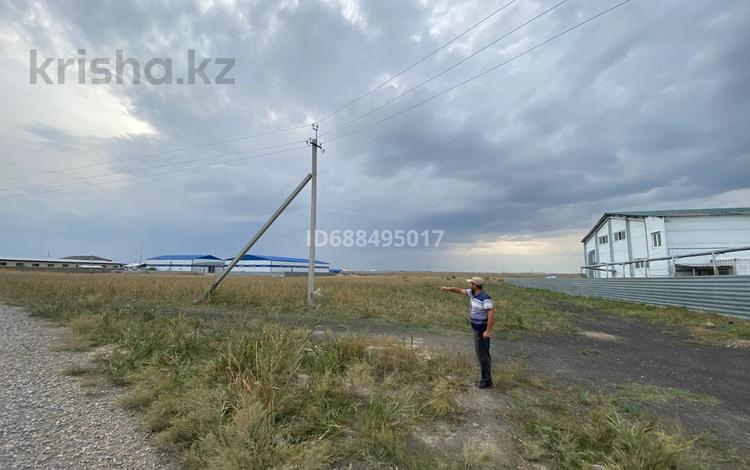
top-left (307, 124), bottom-right (323, 306)
top-left (198, 172), bottom-right (313, 303)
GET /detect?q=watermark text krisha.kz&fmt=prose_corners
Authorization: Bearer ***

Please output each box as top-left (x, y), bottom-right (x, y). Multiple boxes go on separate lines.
top-left (30, 49), bottom-right (235, 85)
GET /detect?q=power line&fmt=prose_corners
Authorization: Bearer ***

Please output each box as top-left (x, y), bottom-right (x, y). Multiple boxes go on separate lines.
top-left (315, 0), bottom-right (518, 124)
top-left (320, 0), bottom-right (569, 140)
top-left (0, 140), bottom-right (306, 194)
top-left (1, 1), bottom-right (520, 187)
top-left (323, 0), bottom-right (634, 145)
top-left (5, 0), bottom-right (632, 200)
top-left (0, 145), bottom-right (308, 200)
top-left (0, 123), bottom-right (311, 184)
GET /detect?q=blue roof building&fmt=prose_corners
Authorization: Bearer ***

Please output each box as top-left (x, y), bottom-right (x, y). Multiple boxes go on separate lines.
top-left (228, 254), bottom-right (327, 264)
top-left (147, 254), bottom-right (222, 261)
top-left (228, 254), bottom-right (329, 274)
top-left (144, 254), bottom-right (331, 275)
top-left (145, 254), bottom-right (225, 273)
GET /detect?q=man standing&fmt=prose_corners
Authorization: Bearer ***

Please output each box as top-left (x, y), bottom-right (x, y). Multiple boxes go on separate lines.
top-left (440, 277), bottom-right (495, 388)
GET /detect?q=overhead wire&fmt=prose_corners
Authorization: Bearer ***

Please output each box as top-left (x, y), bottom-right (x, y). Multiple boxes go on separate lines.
top-left (0, 144), bottom-right (308, 200)
top-left (315, 0), bottom-right (518, 124)
top-left (7, 0), bottom-right (634, 199)
top-left (5, 1), bottom-right (520, 187)
top-left (0, 123), bottom-right (311, 184)
top-left (3, 0), bottom-right (525, 193)
top-left (322, 0), bottom-right (635, 145)
top-left (320, 0), bottom-right (569, 140)
top-left (0, 140), bottom-right (306, 193)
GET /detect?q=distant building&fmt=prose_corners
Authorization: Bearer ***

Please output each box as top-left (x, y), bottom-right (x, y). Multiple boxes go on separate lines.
top-left (145, 255), bottom-right (225, 274)
top-left (228, 254), bottom-right (330, 274)
top-left (582, 208), bottom-right (750, 278)
top-left (62, 255), bottom-right (114, 262)
top-left (0, 256), bottom-right (123, 270)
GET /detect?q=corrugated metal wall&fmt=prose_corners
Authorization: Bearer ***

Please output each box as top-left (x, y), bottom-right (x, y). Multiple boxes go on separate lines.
top-left (505, 276), bottom-right (750, 319)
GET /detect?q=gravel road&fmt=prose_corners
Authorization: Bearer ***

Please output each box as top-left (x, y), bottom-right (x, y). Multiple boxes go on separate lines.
top-left (0, 303), bottom-right (177, 469)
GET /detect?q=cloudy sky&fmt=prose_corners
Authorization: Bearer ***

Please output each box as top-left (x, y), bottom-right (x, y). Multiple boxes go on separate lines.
top-left (0, 0), bottom-right (748, 272)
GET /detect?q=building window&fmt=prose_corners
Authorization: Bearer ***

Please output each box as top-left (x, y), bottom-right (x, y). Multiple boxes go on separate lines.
top-left (598, 235), bottom-right (608, 245)
top-left (62, 264), bottom-right (69, 267)
top-left (47, 264), bottom-right (55, 267)
top-left (614, 230), bottom-right (626, 241)
top-left (0, 262), bottom-right (6, 266)
top-left (587, 250), bottom-right (597, 265)
top-left (651, 231), bottom-right (662, 248)
top-left (32, 263), bottom-right (40, 267)
top-left (634, 260), bottom-right (649, 269)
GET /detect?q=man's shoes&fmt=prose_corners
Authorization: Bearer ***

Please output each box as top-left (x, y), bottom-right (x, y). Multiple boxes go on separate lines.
top-left (475, 380), bottom-right (493, 389)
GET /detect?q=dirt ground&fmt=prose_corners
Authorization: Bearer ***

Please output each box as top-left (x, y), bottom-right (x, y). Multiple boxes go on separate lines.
top-left (193, 303), bottom-right (750, 462)
top-left (492, 311), bottom-right (750, 458)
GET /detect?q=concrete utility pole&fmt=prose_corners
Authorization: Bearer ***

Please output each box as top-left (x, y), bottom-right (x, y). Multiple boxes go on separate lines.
top-left (307, 124), bottom-right (323, 306)
top-left (197, 172), bottom-right (313, 303)
top-left (197, 123), bottom-right (324, 305)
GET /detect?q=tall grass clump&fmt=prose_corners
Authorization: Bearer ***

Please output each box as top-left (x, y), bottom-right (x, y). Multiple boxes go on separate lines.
top-left (128, 323), bottom-right (475, 468)
top-left (506, 369), bottom-right (708, 469)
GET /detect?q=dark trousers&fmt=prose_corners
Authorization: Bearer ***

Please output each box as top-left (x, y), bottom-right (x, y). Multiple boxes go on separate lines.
top-left (473, 328), bottom-right (492, 383)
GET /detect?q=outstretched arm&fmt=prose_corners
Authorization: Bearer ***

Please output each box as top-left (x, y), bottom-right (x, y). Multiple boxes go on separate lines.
top-left (440, 286), bottom-right (467, 295)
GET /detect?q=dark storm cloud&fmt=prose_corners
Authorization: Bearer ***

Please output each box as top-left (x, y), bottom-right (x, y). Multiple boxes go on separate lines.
top-left (2, 0), bottom-right (749, 270)
top-left (318, 0), bottom-right (750, 247)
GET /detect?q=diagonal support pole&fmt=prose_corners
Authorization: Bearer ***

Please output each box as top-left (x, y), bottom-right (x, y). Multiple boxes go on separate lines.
top-left (197, 172), bottom-right (313, 303)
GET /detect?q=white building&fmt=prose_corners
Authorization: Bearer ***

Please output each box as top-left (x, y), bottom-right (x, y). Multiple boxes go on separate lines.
top-left (145, 255), bottom-right (225, 274)
top-left (0, 255), bottom-right (123, 270)
top-left (228, 254), bottom-right (330, 274)
top-left (581, 208), bottom-right (750, 277)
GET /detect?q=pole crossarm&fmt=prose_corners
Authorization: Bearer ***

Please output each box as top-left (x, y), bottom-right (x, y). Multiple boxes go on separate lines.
top-left (196, 172), bottom-right (313, 303)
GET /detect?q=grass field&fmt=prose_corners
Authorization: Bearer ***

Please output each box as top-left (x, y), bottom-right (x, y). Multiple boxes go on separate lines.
top-left (1, 270), bottom-right (747, 343)
top-left (0, 270), bottom-right (746, 468)
top-left (0, 271), bottom-right (574, 335)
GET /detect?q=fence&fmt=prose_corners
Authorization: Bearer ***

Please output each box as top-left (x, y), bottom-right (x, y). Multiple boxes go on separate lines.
top-left (505, 276), bottom-right (750, 319)
top-left (582, 245), bottom-right (750, 278)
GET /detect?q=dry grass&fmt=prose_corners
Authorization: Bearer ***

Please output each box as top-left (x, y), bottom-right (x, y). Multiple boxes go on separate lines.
top-left (507, 370), bottom-right (712, 469)
top-left (617, 383), bottom-right (721, 406)
top-left (0, 277), bottom-right (478, 467)
top-left (3, 271), bottom-right (748, 345)
top-left (0, 270), bottom-right (738, 468)
top-left (519, 284), bottom-right (750, 345)
top-left (0, 271), bottom-right (571, 333)
top-left (60, 364), bottom-right (90, 377)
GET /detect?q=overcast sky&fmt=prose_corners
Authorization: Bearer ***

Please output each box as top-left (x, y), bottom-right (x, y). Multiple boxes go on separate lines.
top-left (0, 0), bottom-right (748, 272)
